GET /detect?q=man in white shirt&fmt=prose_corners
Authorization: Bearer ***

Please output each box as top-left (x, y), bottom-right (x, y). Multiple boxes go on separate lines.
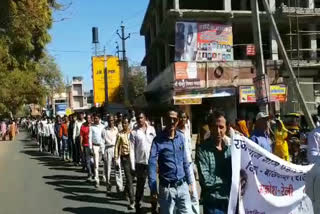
top-left (178, 111), bottom-right (199, 214)
top-left (73, 112), bottom-right (86, 165)
top-left (89, 114), bottom-right (105, 187)
top-left (306, 127), bottom-right (320, 214)
top-left (102, 115), bottom-right (122, 194)
top-left (130, 112), bottom-right (156, 212)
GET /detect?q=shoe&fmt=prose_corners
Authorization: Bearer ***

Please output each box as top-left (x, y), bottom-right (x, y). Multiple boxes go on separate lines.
top-left (95, 180), bottom-right (100, 188)
top-left (128, 203), bottom-right (135, 210)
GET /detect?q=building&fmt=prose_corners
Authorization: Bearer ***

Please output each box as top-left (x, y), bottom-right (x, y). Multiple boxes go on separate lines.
top-left (140, 0), bottom-right (320, 130)
top-left (53, 92), bottom-right (68, 116)
top-left (84, 90), bottom-right (94, 108)
top-left (67, 76), bottom-right (88, 112)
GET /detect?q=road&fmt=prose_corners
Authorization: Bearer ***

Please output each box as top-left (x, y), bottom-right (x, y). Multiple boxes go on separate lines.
top-left (0, 131), bottom-right (152, 214)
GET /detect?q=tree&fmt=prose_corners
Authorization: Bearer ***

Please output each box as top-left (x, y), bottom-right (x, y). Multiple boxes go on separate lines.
top-left (127, 66), bottom-right (147, 106)
top-left (0, 0), bottom-right (64, 117)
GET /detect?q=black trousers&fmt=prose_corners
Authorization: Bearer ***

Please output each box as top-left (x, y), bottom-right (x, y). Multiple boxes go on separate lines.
top-left (121, 155), bottom-right (134, 204)
top-left (135, 163), bottom-right (148, 205)
top-left (73, 136), bottom-right (81, 163)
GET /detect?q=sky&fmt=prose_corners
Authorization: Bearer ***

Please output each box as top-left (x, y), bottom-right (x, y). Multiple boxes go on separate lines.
top-left (47, 0), bottom-right (149, 91)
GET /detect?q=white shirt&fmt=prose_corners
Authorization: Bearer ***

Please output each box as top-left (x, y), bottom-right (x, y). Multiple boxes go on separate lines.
top-left (89, 123), bottom-right (104, 149)
top-left (49, 123), bottom-right (55, 136)
top-left (130, 124), bottom-right (156, 169)
top-left (102, 126), bottom-right (118, 147)
top-left (73, 119), bottom-right (86, 139)
top-left (308, 127), bottom-right (320, 164)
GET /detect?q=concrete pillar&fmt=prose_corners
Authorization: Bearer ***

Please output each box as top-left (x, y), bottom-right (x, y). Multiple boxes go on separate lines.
top-left (308, 0), bottom-right (315, 9)
top-left (174, 0), bottom-right (179, 10)
top-left (269, 0), bottom-right (279, 60)
top-left (309, 25), bottom-right (318, 59)
top-left (224, 0), bottom-right (232, 11)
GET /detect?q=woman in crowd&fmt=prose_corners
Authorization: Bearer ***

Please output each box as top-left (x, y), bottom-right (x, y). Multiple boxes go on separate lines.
top-left (274, 119), bottom-right (290, 161)
top-left (114, 116), bottom-right (134, 210)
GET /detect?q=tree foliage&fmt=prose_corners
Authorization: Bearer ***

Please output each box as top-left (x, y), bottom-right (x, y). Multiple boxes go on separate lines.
top-left (0, 0), bottom-right (64, 116)
top-left (127, 66), bottom-right (147, 105)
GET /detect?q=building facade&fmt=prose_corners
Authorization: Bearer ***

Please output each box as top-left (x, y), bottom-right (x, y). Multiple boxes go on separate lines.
top-left (141, 0), bottom-right (320, 130)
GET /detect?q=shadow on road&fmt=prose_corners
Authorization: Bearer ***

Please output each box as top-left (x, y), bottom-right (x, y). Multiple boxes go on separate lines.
top-left (63, 207), bottom-right (123, 214)
top-left (20, 140), bottom-right (128, 214)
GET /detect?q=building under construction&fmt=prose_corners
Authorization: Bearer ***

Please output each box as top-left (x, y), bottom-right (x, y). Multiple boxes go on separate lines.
top-left (140, 0), bottom-right (320, 129)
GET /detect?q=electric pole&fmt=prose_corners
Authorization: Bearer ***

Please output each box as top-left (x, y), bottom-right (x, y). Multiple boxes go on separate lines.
top-left (115, 41), bottom-right (120, 58)
top-left (103, 46), bottom-right (109, 107)
top-left (117, 22), bottom-right (130, 104)
top-left (117, 22), bottom-right (131, 60)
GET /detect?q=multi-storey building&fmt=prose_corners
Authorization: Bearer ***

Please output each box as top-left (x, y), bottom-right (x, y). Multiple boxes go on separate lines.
top-left (141, 0), bottom-right (320, 130)
top-left (68, 76), bottom-right (86, 112)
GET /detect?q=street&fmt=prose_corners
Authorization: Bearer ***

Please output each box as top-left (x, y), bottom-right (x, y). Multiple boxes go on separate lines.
top-left (0, 131), bottom-right (149, 214)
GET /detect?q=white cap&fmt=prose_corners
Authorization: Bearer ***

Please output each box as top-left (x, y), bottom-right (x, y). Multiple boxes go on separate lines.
top-left (256, 112), bottom-right (269, 121)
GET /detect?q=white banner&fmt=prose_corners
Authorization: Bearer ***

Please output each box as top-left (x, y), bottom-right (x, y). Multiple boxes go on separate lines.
top-left (228, 134), bottom-right (314, 214)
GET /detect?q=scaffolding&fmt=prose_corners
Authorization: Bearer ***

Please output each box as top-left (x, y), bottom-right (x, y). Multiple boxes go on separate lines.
top-left (283, 0), bottom-right (320, 114)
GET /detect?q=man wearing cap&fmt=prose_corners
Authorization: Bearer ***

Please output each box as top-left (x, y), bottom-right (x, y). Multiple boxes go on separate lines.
top-left (250, 112), bottom-right (272, 153)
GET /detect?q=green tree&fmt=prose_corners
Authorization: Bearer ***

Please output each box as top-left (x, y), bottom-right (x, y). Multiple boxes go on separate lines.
top-left (127, 66), bottom-right (147, 106)
top-left (0, 0), bottom-right (64, 117)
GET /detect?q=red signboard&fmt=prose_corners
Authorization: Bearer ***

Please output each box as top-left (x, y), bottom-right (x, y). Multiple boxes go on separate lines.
top-left (246, 44), bottom-right (256, 56)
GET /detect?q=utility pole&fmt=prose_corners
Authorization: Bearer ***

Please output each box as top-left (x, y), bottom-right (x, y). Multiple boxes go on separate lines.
top-left (261, 0), bottom-right (316, 129)
top-left (117, 22), bottom-right (131, 60)
top-left (115, 41), bottom-right (120, 58)
top-left (117, 22), bottom-right (130, 104)
top-left (251, 0), bottom-right (269, 114)
top-left (103, 46), bottom-right (109, 107)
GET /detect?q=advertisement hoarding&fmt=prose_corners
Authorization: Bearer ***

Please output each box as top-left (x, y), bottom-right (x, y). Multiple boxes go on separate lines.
top-left (270, 84), bottom-right (287, 102)
top-left (239, 86), bottom-right (256, 103)
top-left (175, 22), bottom-right (233, 62)
top-left (239, 85), bottom-right (287, 103)
top-left (92, 56), bottom-right (121, 106)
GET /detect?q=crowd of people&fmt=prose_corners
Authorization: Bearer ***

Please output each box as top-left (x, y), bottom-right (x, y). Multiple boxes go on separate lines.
top-left (0, 119), bottom-right (19, 141)
top-left (18, 106), bottom-right (319, 214)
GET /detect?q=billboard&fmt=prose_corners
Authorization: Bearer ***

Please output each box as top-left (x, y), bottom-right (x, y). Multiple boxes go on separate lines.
top-left (175, 22), bottom-right (233, 62)
top-left (92, 56), bottom-right (121, 106)
top-left (270, 84), bottom-right (287, 102)
top-left (56, 104), bottom-right (67, 116)
top-left (239, 86), bottom-right (256, 103)
top-left (239, 85), bottom-right (287, 103)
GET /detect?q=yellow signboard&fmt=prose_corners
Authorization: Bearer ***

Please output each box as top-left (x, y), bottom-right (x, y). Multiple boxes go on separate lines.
top-left (174, 98), bottom-right (202, 105)
top-left (107, 56), bottom-right (121, 103)
top-left (92, 56), bottom-right (121, 105)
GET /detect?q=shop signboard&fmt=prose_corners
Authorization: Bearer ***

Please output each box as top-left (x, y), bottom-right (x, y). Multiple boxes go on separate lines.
top-left (175, 22), bottom-right (233, 62)
top-left (239, 86), bottom-right (256, 103)
top-left (56, 104), bottom-right (67, 116)
top-left (174, 62), bottom-right (201, 90)
top-left (174, 98), bottom-right (202, 105)
top-left (270, 84), bottom-right (287, 102)
top-left (239, 85), bottom-right (287, 103)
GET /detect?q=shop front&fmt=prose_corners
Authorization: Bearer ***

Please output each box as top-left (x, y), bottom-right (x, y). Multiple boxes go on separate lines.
top-left (144, 60), bottom-right (281, 134)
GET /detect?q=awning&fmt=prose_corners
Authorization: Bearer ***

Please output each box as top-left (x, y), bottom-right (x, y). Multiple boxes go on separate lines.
top-left (174, 87), bottom-right (236, 100)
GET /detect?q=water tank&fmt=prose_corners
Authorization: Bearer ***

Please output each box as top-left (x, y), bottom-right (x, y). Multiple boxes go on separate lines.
top-left (92, 27), bottom-right (99, 44)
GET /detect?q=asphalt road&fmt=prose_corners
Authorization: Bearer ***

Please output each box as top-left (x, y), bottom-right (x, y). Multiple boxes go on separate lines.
top-left (0, 131), bottom-right (151, 214)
